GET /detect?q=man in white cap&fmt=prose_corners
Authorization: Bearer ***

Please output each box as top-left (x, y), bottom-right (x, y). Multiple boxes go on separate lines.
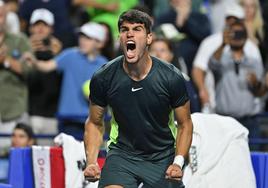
top-left (191, 3), bottom-right (262, 113)
top-left (29, 8), bottom-right (62, 58)
top-left (30, 22), bottom-right (108, 140)
top-left (27, 8), bottom-right (63, 145)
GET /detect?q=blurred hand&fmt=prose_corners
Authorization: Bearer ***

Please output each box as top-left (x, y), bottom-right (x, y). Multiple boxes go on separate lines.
top-left (173, 0), bottom-right (191, 27)
top-left (165, 164), bottom-right (183, 181)
top-left (199, 87), bottom-right (210, 106)
top-left (0, 43), bottom-right (8, 63)
top-left (105, 2), bottom-right (119, 12)
top-left (21, 52), bottom-right (37, 66)
top-left (50, 37), bottom-right (62, 55)
top-left (84, 163), bottom-right (101, 182)
top-left (30, 35), bottom-right (47, 52)
top-left (247, 72), bottom-right (258, 87)
top-left (223, 26), bottom-right (232, 45)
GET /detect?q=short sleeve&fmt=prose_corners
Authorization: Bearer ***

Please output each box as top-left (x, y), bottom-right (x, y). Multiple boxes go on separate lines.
top-left (54, 49), bottom-right (72, 71)
top-left (169, 68), bottom-right (189, 108)
top-left (89, 73), bottom-right (108, 107)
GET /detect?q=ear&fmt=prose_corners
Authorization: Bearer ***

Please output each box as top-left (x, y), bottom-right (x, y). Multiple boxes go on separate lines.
top-left (147, 33), bottom-right (153, 45)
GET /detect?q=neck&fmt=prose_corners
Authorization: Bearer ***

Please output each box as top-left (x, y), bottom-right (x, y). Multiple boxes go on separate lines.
top-left (123, 52), bottom-right (152, 81)
top-left (232, 50), bottom-right (244, 61)
top-left (87, 51), bottom-right (97, 61)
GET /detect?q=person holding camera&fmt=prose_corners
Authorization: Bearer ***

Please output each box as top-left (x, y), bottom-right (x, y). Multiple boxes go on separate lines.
top-left (208, 20), bottom-right (264, 142)
top-left (27, 9), bottom-right (63, 145)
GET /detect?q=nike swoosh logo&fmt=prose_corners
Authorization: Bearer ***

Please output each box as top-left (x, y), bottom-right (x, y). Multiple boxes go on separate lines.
top-left (131, 87), bottom-right (143, 92)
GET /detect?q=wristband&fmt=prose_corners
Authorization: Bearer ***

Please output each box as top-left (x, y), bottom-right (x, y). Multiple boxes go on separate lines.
top-left (3, 60), bottom-right (10, 69)
top-left (173, 155), bottom-right (184, 169)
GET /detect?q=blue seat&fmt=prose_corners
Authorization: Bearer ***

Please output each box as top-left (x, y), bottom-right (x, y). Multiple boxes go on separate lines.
top-left (8, 148), bottom-right (34, 188)
top-left (0, 158), bottom-right (9, 183)
top-left (0, 183), bottom-right (12, 188)
top-left (251, 152), bottom-right (267, 188)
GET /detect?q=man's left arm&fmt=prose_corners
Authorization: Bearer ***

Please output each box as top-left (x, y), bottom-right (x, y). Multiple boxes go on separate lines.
top-left (166, 101), bottom-right (193, 180)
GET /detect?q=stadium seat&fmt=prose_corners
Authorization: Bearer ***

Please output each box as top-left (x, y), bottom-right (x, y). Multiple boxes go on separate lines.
top-left (0, 183), bottom-right (12, 188)
top-left (8, 148), bottom-right (34, 188)
top-left (251, 152), bottom-right (267, 188)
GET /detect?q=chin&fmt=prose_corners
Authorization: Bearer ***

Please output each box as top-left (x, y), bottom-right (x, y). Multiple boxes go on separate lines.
top-left (125, 56), bottom-right (139, 64)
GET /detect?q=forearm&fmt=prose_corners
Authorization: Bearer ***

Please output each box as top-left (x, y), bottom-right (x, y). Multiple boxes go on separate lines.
top-left (6, 57), bottom-right (23, 74)
top-left (175, 117), bottom-right (193, 158)
top-left (192, 67), bottom-right (206, 91)
top-left (84, 118), bottom-right (104, 164)
top-left (35, 60), bottom-right (57, 72)
top-left (213, 44), bottom-right (225, 61)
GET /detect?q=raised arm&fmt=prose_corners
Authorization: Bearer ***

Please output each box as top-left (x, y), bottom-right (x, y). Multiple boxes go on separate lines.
top-left (84, 103), bottom-right (105, 181)
top-left (192, 67), bottom-right (209, 106)
top-left (34, 60), bottom-right (57, 72)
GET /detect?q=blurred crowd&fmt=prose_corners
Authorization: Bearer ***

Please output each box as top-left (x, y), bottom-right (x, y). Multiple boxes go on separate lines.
top-left (0, 0), bottom-right (268, 154)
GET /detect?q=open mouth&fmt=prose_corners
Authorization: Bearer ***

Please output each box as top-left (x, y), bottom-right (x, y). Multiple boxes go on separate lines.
top-left (126, 41), bottom-right (136, 51)
top-left (126, 41), bottom-right (136, 59)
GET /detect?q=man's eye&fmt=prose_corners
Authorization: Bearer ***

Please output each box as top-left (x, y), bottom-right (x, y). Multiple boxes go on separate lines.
top-left (120, 28), bottom-right (127, 32)
top-left (134, 27), bottom-right (142, 31)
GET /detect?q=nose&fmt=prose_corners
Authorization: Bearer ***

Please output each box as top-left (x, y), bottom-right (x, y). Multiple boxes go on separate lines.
top-left (127, 30), bottom-right (134, 38)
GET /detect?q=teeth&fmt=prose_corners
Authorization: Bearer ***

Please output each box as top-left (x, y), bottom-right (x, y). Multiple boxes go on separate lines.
top-left (126, 41), bottom-right (136, 51)
top-left (127, 41), bottom-right (135, 44)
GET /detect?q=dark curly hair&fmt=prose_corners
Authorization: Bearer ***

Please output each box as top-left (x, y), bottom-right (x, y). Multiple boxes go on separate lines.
top-left (118, 9), bottom-right (152, 34)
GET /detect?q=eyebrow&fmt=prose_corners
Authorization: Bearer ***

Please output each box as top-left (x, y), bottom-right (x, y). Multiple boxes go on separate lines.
top-left (120, 25), bottom-right (144, 30)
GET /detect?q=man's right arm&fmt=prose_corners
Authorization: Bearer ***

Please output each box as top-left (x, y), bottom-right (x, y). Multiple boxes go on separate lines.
top-left (35, 60), bottom-right (57, 72)
top-left (84, 103), bottom-right (105, 181)
top-left (25, 53), bottom-right (57, 72)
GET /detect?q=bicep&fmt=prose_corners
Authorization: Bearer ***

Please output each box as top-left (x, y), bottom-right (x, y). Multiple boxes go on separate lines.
top-left (89, 103), bottom-right (105, 126)
top-left (174, 101), bottom-right (191, 126)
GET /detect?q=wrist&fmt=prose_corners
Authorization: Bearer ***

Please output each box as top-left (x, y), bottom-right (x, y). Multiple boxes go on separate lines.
top-left (3, 60), bottom-right (10, 69)
top-left (173, 155), bottom-right (184, 169)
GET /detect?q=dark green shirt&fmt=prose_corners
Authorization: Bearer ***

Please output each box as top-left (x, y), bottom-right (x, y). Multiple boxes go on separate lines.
top-left (90, 56), bottom-right (189, 160)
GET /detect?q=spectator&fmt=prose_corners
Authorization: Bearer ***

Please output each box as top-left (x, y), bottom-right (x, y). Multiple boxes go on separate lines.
top-left (0, 123), bottom-right (34, 162)
top-left (154, 0), bottom-right (211, 73)
top-left (192, 3), bottom-right (262, 112)
top-left (149, 37), bottom-right (201, 112)
top-left (98, 22), bottom-right (115, 60)
top-left (29, 22), bottom-right (108, 140)
top-left (18, 0), bottom-right (77, 48)
top-left (11, 123), bottom-right (35, 148)
top-left (239, 0), bottom-right (266, 62)
top-left (27, 9), bottom-right (63, 145)
top-left (208, 20), bottom-right (264, 139)
top-left (149, 37), bottom-right (187, 73)
top-left (239, 0), bottom-right (264, 45)
top-left (0, 1), bottom-right (33, 150)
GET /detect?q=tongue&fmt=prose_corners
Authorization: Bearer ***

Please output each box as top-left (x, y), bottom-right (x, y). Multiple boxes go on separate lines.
top-left (127, 49), bottom-right (135, 59)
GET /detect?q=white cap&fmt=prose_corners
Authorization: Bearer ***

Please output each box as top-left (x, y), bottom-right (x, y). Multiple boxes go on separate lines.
top-left (225, 3), bottom-right (245, 19)
top-left (30, 8), bottom-right (54, 26)
top-left (79, 22), bottom-right (106, 42)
